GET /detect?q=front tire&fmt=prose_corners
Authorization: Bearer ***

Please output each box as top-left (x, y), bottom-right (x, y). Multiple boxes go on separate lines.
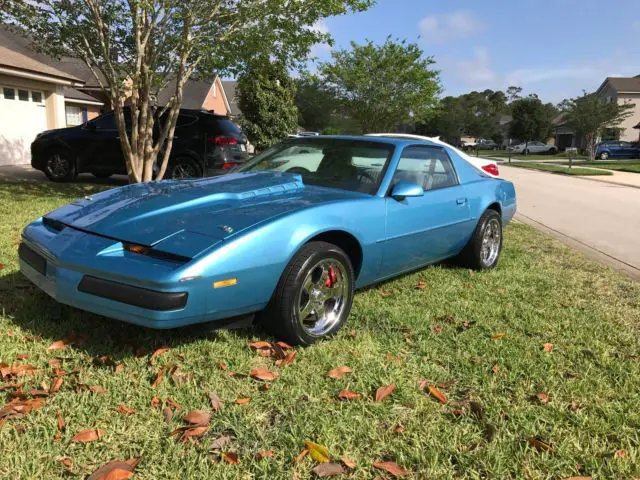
top-left (167, 157), bottom-right (202, 180)
top-left (44, 151), bottom-right (76, 182)
top-left (457, 209), bottom-right (503, 270)
top-left (262, 241), bottom-right (354, 346)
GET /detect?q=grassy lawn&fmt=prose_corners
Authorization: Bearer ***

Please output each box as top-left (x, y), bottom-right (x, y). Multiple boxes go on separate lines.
top-left (475, 150), bottom-right (588, 162)
top-left (1, 180), bottom-right (640, 479)
top-left (508, 162), bottom-right (613, 176)
top-left (556, 162), bottom-right (640, 174)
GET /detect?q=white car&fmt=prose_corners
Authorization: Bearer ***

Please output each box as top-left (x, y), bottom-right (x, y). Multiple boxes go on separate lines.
top-left (366, 133), bottom-right (499, 177)
top-left (509, 141), bottom-right (557, 155)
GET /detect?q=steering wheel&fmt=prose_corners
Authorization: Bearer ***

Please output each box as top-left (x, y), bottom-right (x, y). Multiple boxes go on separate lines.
top-left (356, 170), bottom-right (376, 184)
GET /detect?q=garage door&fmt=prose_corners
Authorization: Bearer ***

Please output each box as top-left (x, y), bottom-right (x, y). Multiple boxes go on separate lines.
top-left (0, 86), bottom-right (48, 166)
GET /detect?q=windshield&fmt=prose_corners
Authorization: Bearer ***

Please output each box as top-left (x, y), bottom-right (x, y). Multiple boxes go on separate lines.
top-left (238, 138), bottom-right (395, 194)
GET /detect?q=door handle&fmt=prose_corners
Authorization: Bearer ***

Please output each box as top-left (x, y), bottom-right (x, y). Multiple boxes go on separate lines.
top-left (456, 198), bottom-right (467, 205)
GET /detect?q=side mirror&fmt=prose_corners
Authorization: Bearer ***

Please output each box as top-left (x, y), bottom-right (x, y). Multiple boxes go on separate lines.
top-left (391, 181), bottom-right (424, 200)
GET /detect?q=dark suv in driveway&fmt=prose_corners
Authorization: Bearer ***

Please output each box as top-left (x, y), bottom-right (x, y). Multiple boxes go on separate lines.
top-left (31, 108), bottom-right (249, 182)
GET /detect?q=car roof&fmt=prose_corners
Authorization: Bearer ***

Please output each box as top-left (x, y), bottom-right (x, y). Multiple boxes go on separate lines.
top-left (294, 135), bottom-right (443, 148)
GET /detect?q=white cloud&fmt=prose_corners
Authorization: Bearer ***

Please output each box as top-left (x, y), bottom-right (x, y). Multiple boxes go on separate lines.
top-left (309, 19), bottom-right (331, 55)
top-left (452, 47), bottom-right (497, 87)
top-left (419, 11), bottom-right (483, 44)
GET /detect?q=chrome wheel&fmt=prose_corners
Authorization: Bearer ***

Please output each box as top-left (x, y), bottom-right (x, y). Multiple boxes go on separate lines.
top-left (46, 154), bottom-right (70, 179)
top-left (171, 162), bottom-right (197, 180)
top-left (297, 259), bottom-right (349, 337)
top-left (480, 218), bottom-right (501, 266)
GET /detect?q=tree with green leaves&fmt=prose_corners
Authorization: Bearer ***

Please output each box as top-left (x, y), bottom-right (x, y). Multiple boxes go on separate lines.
top-left (560, 92), bottom-right (635, 160)
top-left (3, 0), bottom-right (373, 182)
top-left (509, 97), bottom-right (554, 152)
top-left (319, 37), bottom-right (441, 133)
top-left (237, 62), bottom-right (298, 151)
top-left (294, 75), bottom-right (341, 132)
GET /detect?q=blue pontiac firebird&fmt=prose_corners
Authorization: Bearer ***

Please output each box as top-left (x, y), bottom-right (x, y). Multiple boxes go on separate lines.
top-left (19, 136), bottom-right (516, 346)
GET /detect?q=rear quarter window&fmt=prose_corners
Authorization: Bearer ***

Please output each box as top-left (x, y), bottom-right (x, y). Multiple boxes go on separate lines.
top-left (209, 117), bottom-right (242, 135)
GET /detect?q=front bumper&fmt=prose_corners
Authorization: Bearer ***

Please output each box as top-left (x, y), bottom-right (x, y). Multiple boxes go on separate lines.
top-left (18, 230), bottom-right (261, 329)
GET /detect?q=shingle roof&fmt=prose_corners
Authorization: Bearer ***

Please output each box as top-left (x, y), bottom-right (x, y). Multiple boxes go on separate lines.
top-left (0, 24), bottom-right (81, 83)
top-left (599, 77), bottom-right (640, 93)
top-left (156, 77), bottom-right (214, 109)
top-left (62, 87), bottom-right (104, 104)
top-left (57, 58), bottom-right (104, 88)
top-left (221, 80), bottom-right (241, 116)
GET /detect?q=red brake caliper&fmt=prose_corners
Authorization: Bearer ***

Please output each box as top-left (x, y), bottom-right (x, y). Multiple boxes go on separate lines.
top-left (326, 266), bottom-right (338, 288)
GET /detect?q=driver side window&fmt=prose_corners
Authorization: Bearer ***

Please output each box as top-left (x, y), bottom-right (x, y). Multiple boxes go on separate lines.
top-left (90, 112), bottom-right (117, 131)
top-left (393, 146), bottom-right (458, 191)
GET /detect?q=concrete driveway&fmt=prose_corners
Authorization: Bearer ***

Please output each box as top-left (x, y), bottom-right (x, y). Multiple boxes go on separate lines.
top-left (501, 165), bottom-right (640, 279)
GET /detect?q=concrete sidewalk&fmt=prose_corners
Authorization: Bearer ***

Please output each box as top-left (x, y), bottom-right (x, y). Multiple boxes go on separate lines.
top-left (489, 159), bottom-right (640, 189)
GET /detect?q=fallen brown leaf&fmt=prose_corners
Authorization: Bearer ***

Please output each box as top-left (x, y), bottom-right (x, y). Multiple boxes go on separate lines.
top-left (305, 441), bottom-right (330, 463)
top-left (491, 364), bottom-right (500, 374)
top-left (293, 448), bottom-right (309, 464)
top-left (151, 365), bottom-right (167, 388)
top-left (209, 392), bottom-right (222, 412)
top-left (614, 448), bottom-right (627, 459)
top-left (528, 437), bottom-right (553, 453)
top-left (15, 354), bottom-right (30, 360)
top-left (0, 397), bottom-right (45, 420)
top-left (341, 454), bottom-right (356, 469)
top-left (50, 377), bottom-right (63, 394)
top-left (375, 384), bottom-right (396, 402)
top-left (88, 385), bottom-right (106, 395)
top-left (116, 404), bottom-right (135, 416)
top-left (276, 350), bottom-right (296, 367)
top-left (47, 340), bottom-right (67, 352)
top-left (491, 332), bottom-right (506, 341)
top-left (428, 386), bottom-right (448, 404)
top-left (150, 347), bottom-right (170, 362)
top-left (248, 341), bottom-right (272, 350)
top-left (327, 366), bottom-right (352, 379)
top-left (59, 457), bottom-right (73, 469)
top-left (0, 364), bottom-right (37, 379)
top-left (373, 460), bottom-right (409, 477)
top-left (415, 280), bottom-right (428, 289)
top-left (71, 428), bottom-right (102, 443)
top-left (217, 362), bottom-right (228, 370)
top-left (0, 382), bottom-right (23, 391)
top-left (275, 341), bottom-right (293, 350)
top-left (183, 410), bottom-right (210, 426)
top-left (87, 458), bottom-right (140, 480)
top-left (57, 411), bottom-right (65, 431)
top-left (338, 390), bottom-right (361, 401)
top-left (114, 363), bottom-right (124, 373)
top-left (221, 452), bottom-right (239, 464)
top-left (378, 289), bottom-right (392, 297)
top-left (536, 392), bottom-right (550, 404)
top-left (430, 325), bottom-right (443, 334)
top-left (543, 343), bottom-right (554, 352)
top-left (234, 397), bottom-right (251, 405)
top-left (163, 406), bottom-right (173, 423)
top-left (313, 462), bottom-right (345, 477)
top-left (48, 358), bottom-right (61, 368)
top-left (394, 424), bottom-right (405, 433)
top-left (249, 368), bottom-right (280, 382)
top-left (256, 450), bottom-right (275, 460)
top-left (259, 383), bottom-right (272, 392)
top-left (150, 396), bottom-right (161, 409)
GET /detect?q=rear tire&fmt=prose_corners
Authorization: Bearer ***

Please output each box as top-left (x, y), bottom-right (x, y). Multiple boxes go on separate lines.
top-left (44, 151), bottom-right (76, 182)
top-left (456, 209), bottom-right (503, 270)
top-left (167, 157), bottom-right (202, 180)
top-left (261, 241), bottom-right (354, 346)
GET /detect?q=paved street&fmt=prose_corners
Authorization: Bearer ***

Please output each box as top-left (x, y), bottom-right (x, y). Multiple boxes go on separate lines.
top-left (501, 165), bottom-right (640, 279)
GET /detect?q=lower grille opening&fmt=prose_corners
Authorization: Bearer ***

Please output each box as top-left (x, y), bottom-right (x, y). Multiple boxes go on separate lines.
top-left (18, 243), bottom-right (47, 275)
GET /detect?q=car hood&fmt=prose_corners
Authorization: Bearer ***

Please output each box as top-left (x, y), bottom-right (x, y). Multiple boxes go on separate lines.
top-left (45, 172), bottom-right (365, 256)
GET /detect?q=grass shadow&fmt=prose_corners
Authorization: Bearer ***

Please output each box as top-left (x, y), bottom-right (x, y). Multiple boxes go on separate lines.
top-left (0, 269), bottom-right (259, 362)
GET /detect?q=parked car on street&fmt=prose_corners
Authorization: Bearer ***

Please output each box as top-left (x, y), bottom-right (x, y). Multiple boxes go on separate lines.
top-left (366, 133), bottom-right (500, 177)
top-left (31, 108), bottom-right (249, 182)
top-left (19, 135), bottom-right (516, 346)
top-left (595, 140), bottom-right (640, 160)
top-left (509, 141), bottom-right (557, 155)
top-left (476, 139), bottom-right (499, 150)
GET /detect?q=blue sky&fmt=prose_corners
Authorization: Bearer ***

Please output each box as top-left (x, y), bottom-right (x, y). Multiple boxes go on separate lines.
top-left (312, 0), bottom-right (640, 103)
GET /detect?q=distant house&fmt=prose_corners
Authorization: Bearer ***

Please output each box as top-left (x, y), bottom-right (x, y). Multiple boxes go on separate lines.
top-left (595, 76), bottom-right (640, 142)
top-left (156, 76), bottom-right (232, 115)
top-left (221, 80), bottom-right (241, 117)
top-left (0, 25), bottom-right (104, 166)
